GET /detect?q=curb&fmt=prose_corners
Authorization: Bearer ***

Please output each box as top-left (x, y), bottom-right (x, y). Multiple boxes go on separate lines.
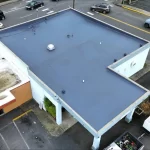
top-left (0, 0), bottom-right (20, 7)
top-left (122, 5), bottom-right (150, 16)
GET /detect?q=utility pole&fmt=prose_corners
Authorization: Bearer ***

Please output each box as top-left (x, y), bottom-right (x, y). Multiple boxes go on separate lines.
top-left (36, 9), bottom-right (39, 18)
top-left (73, 0), bottom-right (75, 9)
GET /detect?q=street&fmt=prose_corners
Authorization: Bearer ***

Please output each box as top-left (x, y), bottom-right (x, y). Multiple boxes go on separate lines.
top-left (0, 0), bottom-right (150, 41)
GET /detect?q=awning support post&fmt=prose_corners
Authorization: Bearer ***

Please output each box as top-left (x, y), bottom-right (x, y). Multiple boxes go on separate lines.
top-left (125, 108), bottom-right (135, 123)
top-left (56, 102), bottom-right (62, 125)
top-left (91, 136), bottom-right (101, 150)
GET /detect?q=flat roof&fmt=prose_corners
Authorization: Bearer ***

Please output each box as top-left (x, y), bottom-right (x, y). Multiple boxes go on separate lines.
top-left (0, 9), bottom-right (147, 131)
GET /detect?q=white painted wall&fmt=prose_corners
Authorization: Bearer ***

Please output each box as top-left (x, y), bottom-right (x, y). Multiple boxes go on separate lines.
top-left (29, 75), bottom-right (62, 124)
top-left (29, 75), bottom-right (58, 109)
top-left (0, 42), bottom-right (28, 75)
top-left (114, 48), bottom-right (149, 78)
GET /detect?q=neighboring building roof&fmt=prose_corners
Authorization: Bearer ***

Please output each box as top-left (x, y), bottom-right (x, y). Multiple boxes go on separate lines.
top-left (0, 55), bottom-right (29, 109)
top-left (0, 9), bottom-right (147, 131)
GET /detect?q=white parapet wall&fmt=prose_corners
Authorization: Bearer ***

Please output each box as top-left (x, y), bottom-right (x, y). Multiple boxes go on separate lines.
top-left (113, 47), bottom-right (149, 78)
top-left (0, 42), bottom-right (29, 76)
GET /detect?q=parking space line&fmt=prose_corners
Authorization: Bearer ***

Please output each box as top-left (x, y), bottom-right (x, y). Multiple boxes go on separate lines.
top-left (13, 109), bottom-right (32, 121)
top-left (0, 133), bottom-right (10, 150)
top-left (100, 13), bottom-right (150, 34)
top-left (13, 121), bottom-right (30, 149)
top-left (0, 122), bottom-right (13, 131)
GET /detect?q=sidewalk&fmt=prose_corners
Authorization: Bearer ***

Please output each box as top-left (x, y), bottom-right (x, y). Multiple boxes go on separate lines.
top-left (122, 4), bottom-right (150, 16)
top-left (130, 60), bottom-right (150, 81)
top-left (20, 100), bottom-right (77, 137)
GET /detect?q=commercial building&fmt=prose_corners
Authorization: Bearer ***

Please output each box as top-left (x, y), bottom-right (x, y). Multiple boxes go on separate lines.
top-left (0, 8), bottom-right (149, 149)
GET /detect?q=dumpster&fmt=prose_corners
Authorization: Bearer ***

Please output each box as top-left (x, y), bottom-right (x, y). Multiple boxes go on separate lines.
top-left (104, 131), bottom-right (144, 150)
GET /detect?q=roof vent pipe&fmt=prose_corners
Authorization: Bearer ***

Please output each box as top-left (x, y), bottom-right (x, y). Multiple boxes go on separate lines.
top-left (114, 59), bottom-right (117, 62)
top-left (140, 44), bottom-right (143, 47)
top-left (62, 90), bottom-right (66, 94)
top-left (124, 53), bottom-right (127, 57)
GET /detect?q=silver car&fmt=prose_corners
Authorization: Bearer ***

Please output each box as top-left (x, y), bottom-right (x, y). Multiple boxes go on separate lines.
top-left (144, 18), bottom-right (150, 28)
top-left (90, 3), bottom-right (111, 14)
top-left (0, 22), bottom-right (4, 29)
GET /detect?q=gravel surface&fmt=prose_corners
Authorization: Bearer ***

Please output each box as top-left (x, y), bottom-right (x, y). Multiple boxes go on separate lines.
top-left (0, 69), bottom-right (20, 92)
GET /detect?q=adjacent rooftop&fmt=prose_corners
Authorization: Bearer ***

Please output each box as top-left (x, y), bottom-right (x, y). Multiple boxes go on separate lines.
top-left (0, 9), bottom-right (148, 131)
top-left (0, 55), bottom-right (29, 109)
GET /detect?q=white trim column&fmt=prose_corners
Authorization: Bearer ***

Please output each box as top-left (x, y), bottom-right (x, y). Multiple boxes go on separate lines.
top-left (125, 108), bottom-right (135, 123)
top-left (91, 136), bottom-right (101, 150)
top-left (56, 102), bottom-right (62, 125)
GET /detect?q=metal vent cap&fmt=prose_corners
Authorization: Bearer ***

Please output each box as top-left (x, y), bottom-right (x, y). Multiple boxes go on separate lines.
top-left (47, 44), bottom-right (55, 51)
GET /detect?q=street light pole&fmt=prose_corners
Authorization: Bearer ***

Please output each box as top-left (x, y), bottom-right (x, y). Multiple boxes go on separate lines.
top-left (73, 0), bottom-right (75, 9)
top-left (36, 9), bottom-right (39, 18)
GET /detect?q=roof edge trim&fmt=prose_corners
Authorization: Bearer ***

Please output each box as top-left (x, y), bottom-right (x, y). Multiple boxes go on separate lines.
top-left (110, 42), bottom-right (150, 69)
top-left (0, 7), bottom-right (71, 32)
top-left (71, 8), bottom-right (149, 43)
top-left (98, 91), bottom-right (150, 136)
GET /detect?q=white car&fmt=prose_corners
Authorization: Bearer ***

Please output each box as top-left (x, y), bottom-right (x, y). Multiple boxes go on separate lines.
top-left (0, 22), bottom-right (4, 29)
top-left (144, 18), bottom-right (150, 28)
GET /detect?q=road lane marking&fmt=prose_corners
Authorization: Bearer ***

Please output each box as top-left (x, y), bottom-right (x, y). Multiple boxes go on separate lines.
top-left (87, 12), bottom-right (94, 16)
top-left (4, 7), bottom-right (25, 14)
top-left (47, 11), bottom-right (54, 14)
top-left (42, 8), bottom-right (49, 11)
top-left (13, 121), bottom-right (30, 149)
top-left (100, 13), bottom-right (150, 34)
top-left (26, 0), bottom-right (32, 3)
top-left (0, 133), bottom-right (10, 150)
top-left (20, 14), bottom-right (33, 19)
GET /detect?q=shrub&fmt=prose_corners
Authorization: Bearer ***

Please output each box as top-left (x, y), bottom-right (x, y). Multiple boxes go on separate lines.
top-left (44, 97), bottom-right (56, 118)
top-left (144, 63), bottom-right (147, 68)
top-left (140, 97), bottom-right (150, 115)
top-left (47, 106), bottom-right (56, 118)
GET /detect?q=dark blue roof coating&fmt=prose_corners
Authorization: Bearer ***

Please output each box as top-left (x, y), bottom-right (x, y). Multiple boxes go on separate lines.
top-left (0, 10), bottom-right (147, 131)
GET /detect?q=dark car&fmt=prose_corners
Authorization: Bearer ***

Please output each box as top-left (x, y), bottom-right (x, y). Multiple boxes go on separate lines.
top-left (51, 0), bottom-right (59, 1)
top-left (90, 3), bottom-right (111, 14)
top-left (26, 1), bottom-right (44, 10)
top-left (0, 10), bottom-right (5, 20)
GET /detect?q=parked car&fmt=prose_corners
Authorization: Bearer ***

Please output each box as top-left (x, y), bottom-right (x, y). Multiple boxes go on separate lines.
top-left (144, 18), bottom-right (150, 28)
top-left (51, 0), bottom-right (59, 1)
top-left (0, 22), bottom-right (4, 29)
top-left (26, 0), bottom-right (44, 10)
top-left (0, 10), bottom-right (5, 20)
top-left (90, 3), bottom-right (111, 14)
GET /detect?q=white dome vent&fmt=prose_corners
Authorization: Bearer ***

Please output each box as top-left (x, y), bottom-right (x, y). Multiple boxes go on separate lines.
top-left (47, 44), bottom-right (55, 51)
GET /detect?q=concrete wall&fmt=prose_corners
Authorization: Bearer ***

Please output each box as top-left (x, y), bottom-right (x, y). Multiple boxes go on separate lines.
top-left (0, 42), bottom-right (29, 75)
top-left (3, 82), bottom-right (32, 113)
top-left (114, 48), bottom-right (149, 78)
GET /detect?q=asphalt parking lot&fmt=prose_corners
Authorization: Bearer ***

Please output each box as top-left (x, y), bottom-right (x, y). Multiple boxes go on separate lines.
top-left (1, 100), bottom-right (150, 150)
top-left (0, 110), bottom-right (54, 149)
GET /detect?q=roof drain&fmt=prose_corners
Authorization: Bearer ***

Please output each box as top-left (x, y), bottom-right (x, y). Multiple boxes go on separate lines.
top-left (62, 90), bottom-right (66, 94)
top-left (114, 59), bottom-right (117, 62)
